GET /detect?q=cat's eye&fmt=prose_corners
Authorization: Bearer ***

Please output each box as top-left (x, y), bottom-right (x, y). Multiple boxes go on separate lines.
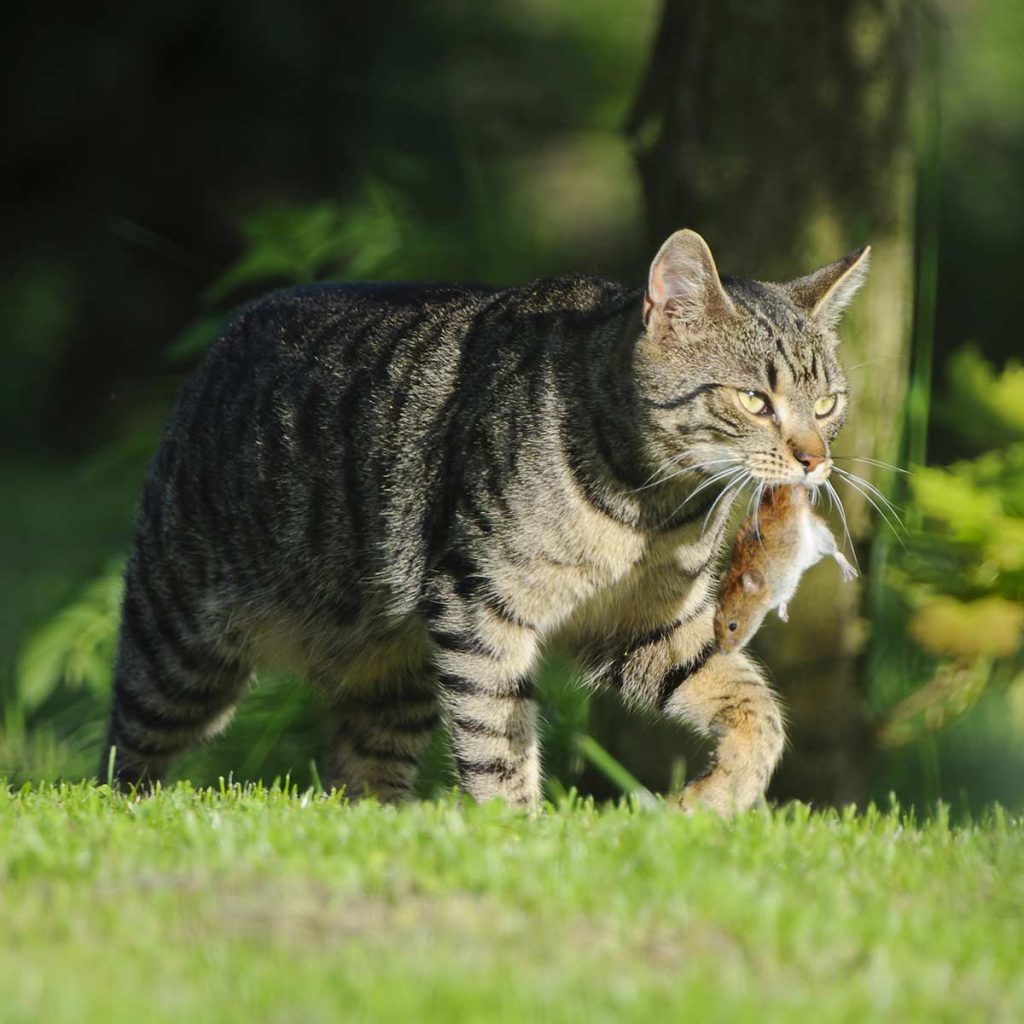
top-left (738, 390), bottom-right (771, 416)
top-left (814, 394), bottom-right (838, 417)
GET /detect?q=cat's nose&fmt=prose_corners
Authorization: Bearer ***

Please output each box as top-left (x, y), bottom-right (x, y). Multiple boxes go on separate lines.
top-left (796, 450), bottom-right (826, 473)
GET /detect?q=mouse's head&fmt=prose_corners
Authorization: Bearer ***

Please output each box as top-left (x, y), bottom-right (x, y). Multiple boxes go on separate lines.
top-left (637, 229), bottom-right (869, 493)
top-left (714, 569), bottom-right (768, 652)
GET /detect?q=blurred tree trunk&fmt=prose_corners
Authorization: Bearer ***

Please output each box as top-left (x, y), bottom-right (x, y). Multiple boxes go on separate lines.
top-left (590, 0), bottom-right (917, 806)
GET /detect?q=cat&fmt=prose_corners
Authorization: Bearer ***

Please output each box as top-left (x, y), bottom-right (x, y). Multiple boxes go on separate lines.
top-left (99, 228), bottom-right (869, 815)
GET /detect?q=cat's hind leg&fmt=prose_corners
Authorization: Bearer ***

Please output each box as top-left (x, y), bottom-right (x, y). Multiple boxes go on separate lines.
top-left (327, 671), bottom-right (440, 803)
top-left (99, 567), bottom-right (251, 790)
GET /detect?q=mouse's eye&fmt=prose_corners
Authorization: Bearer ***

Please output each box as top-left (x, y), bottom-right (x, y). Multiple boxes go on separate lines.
top-left (738, 390), bottom-right (772, 416)
top-left (814, 394), bottom-right (838, 417)
top-left (728, 622), bottom-right (738, 632)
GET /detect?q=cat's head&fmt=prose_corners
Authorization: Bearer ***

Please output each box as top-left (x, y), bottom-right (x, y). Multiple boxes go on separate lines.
top-left (636, 229), bottom-right (870, 489)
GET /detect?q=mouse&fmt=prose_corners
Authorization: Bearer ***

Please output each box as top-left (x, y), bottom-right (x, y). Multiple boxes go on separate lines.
top-left (714, 485), bottom-right (858, 653)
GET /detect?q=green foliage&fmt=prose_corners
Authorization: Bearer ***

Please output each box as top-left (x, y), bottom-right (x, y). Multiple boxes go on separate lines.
top-left (1, 785), bottom-right (1021, 1023)
top-left (879, 351), bottom-right (1024, 748)
top-left (161, 314), bottom-right (227, 366)
top-left (14, 562), bottom-right (123, 715)
top-left (207, 188), bottom-right (411, 302)
top-left (939, 347), bottom-right (1024, 449)
top-left (165, 186), bottom-right (416, 365)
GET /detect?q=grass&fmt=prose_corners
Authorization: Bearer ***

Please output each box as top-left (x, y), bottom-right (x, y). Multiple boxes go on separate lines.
top-left (1, 785), bottom-right (1022, 1023)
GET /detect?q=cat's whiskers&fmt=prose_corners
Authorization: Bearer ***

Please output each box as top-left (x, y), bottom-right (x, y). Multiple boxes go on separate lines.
top-left (756, 482), bottom-right (767, 543)
top-left (668, 463), bottom-right (744, 514)
top-left (702, 469), bottom-right (749, 534)
top-left (832, 467), bottom-right (906, 527)
top-left (832, 467), bottom-right (907, 547)
top-left (823, 481), bottom-right (835, 516)
top-left (632, 452), bottom-right (688, 492)
top-left (843, 355), bottom-right (902, 374)
top-left (744, 480), bottom-right (766, 549)
top-left (833, 455), bottom-right (911, 476)
top-left (824, 479), bottom-right (859, 569)
top-left (632, 455), bottom-right (737, 494)
top-left (660, 464), bottom-right (742, 532)
top-left (743, 482), bottom-right (759, 522)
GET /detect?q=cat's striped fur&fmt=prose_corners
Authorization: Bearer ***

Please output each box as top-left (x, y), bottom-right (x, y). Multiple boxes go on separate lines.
top-left (101, 229), bottom-right (869, 814)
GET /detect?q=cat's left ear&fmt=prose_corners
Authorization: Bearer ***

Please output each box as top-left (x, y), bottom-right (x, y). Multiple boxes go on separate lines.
top-left (786, 245), bottom-right (871, 328)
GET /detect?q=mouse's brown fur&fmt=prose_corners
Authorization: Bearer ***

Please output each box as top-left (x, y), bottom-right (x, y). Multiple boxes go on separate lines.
top-left (714, 486), bottom-right (857, 653)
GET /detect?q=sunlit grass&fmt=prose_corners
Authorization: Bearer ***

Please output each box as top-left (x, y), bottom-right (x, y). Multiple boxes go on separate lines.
top-left (1, 783), bottom-right (1021, 1023)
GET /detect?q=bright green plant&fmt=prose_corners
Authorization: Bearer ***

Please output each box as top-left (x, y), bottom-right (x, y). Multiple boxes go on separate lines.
top-left (15, 561), bottom-right (123, 716)
top-left (879, 350), bottom-right (1024, 746)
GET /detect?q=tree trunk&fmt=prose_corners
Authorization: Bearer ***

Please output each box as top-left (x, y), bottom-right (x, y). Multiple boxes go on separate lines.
top-left (593, 0), bottom-right (916, 806)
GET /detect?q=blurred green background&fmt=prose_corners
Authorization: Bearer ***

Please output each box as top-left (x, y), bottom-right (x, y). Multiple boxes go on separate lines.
top-left (2, 0), bottom-right (1021, 813)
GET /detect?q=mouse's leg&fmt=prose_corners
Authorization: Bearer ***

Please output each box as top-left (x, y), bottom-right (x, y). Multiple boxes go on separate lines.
top-left (833, 550), bottom-right (859, 582)
top-left (811, 513), bottom-right (859, 581)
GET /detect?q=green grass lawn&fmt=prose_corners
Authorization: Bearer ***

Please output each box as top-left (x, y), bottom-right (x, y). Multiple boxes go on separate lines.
top-left (2, 785), bottom-right (1022, 1023)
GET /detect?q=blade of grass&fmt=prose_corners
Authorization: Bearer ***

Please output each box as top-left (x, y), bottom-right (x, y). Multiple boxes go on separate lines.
top-left (575, 734), bottom-right (656, 808)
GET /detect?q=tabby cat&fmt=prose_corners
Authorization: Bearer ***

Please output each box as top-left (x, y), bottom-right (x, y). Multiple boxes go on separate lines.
top-left (100, 229), bottom-right (869, 814)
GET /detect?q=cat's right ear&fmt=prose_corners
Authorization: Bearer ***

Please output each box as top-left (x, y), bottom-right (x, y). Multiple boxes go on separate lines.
top-left (643, 229), bottom-right (736, 330)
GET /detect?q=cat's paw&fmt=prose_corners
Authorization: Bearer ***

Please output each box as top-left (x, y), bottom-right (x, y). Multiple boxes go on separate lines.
top-left (776, 603), bottom-right (789, 623)
top-left (672, 778), bottom-right (738, 818)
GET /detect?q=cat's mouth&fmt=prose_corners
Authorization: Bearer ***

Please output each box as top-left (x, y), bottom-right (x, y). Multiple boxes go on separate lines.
top-left (748, 458), bottom-right (833, 488)
top-left (748, 467), bottom-right (832, 489)
top-left (802, 459), bottom-right (833, 487)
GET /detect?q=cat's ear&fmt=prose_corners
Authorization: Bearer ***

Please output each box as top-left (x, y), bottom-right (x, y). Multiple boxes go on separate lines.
top-left (741, 569), bottom-right (765, 594)
top-left (643, 229), bottom-right (736, 329)
top-left (786, 245), bottom-right (871, 328)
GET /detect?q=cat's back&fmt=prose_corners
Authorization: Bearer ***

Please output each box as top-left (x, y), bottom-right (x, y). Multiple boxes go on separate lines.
top-left (162, 279), bottom-right (505, 491)
top-left (205, 274), bottom-right (629, 362)
top-left (202, 280), bottom-right (499, 378)
top-left (166, 272), bottom-right (638, 482)
top-left (176, 274), bottom-right (630, 421)
top-left (143, 273), bottom-right (635, 614)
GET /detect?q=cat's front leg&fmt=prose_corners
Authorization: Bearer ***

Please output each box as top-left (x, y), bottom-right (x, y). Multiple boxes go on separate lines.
top-left (425, 573), bottom-right (542, 808)
top-left (599, 610), bottom-right (785, 815)
top-left (670, 648), bottom-right (785, 815)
